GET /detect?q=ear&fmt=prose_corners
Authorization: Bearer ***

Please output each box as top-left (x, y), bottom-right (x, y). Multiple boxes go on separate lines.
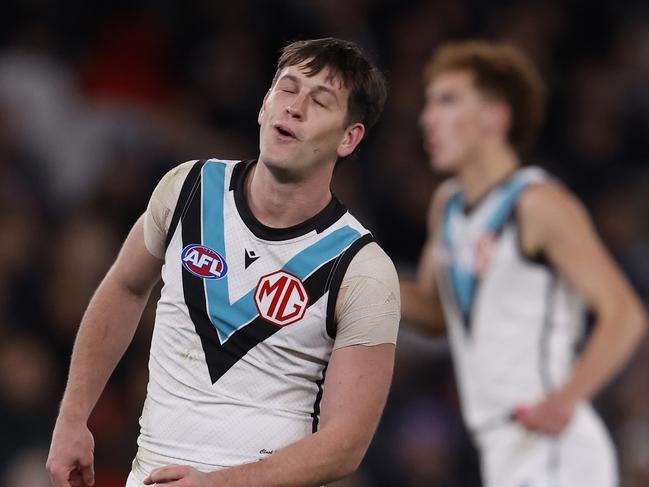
top-left (258, 90), bottom-right (271, 126)
top-left (482, 99), bottom-right (511, 138)
top-left (336, 123), bottom-right (366, 158)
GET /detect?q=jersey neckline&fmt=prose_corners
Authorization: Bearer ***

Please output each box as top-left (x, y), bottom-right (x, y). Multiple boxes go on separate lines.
top-left (230, 159), bottom-right (348, 241)
top-left (460, 165), bottom-right (523, 216)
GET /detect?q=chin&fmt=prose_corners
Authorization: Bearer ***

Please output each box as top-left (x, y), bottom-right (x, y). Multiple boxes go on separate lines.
top-left (430, 155), bottom-right (460, 174)
top-left (259, 149), bottom-right (304, 180)
top-left (260, 142), bottom-right (293, 167)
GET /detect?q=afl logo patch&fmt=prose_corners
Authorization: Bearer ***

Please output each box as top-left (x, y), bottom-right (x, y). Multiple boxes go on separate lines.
top-left (181, 244), bottom-right (228, 280)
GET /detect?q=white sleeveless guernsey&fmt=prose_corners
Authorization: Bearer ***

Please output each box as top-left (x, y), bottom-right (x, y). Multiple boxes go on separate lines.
top-left (434, 166), bottom-right (617, 487)
top-left (128, 159), bottom-right (379, 481)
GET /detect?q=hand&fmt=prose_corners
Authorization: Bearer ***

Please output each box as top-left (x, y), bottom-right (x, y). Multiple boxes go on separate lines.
top-left (514, 392), bottom-right (577, 436)
top-left (46, 415), bottom-right (95, 487)
top-left (144, 465), bottom-right (212, 486)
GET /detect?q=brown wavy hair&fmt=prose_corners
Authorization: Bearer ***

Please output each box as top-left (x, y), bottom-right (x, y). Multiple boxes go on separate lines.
top-left (424, 40), bottom-right (546, 155)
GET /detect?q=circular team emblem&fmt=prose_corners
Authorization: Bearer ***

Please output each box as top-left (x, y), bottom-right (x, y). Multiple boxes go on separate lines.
top-left (254, 270), bottom-right (310, 326)
top-left (181, 244), bottom-right (228, 280)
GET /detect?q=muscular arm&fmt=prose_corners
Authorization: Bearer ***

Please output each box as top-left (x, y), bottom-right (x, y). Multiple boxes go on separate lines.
top-left (147, 344), bottom-right (394, 487)
top-left (516, 182), bottom-right (647, 434)
top-left (400, 240), bottom-right (445, 335)
top-left (47, 216), bottom-right (163, 486)
top-left (255, 343), bottom-right (395, 485)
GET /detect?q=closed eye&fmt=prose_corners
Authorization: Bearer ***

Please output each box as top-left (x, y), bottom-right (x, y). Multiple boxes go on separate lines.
top-left (436, 93), bottom-right (457, 104)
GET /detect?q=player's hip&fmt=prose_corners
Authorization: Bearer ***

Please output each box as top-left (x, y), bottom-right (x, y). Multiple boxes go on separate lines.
top-left (475, 405), bottom-right (617, 487)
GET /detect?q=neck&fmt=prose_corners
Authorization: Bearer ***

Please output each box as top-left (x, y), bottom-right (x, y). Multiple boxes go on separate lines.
top-left (246, 160), bottom-right (334, 228)
top-left (457, 143), bottom-right (520, 207)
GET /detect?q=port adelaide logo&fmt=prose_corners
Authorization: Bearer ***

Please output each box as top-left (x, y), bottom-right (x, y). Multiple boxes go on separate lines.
top-left (181, 244), bottom-right (228, 280)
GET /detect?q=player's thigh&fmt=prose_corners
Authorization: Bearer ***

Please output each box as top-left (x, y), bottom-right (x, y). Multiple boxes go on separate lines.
top-left (478, 423), bottom-right (552, 487)
top-left (478, 407), bottom-right (618, 487)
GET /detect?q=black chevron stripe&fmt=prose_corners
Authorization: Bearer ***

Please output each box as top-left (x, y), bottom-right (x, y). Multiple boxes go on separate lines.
top-left (180, 175), bottom-right (338, 383)
top-left (165, 160), bottom-right (206, 250)
top-left (204, 260), bottom-right (335, 382)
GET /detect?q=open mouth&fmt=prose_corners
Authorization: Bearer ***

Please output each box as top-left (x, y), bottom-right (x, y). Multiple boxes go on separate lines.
top-left (273, 124), bottom-right (297, 139)
top-left (423, 137), bottom-right (436, 153)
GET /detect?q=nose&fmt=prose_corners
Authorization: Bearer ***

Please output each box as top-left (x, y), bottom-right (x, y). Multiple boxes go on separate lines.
top-left (286, 92), bottom-right (307, 119)
top-left (419, 102), bottom-right (434, 130)
top-left (286, 104), bottom-right (301, 119)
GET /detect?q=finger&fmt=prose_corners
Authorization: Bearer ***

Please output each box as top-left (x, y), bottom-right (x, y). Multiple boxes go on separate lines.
top-left (518, 410), bottom-right (546, 432)
top-left (48, 467), bottom-right (73, 487)
top-left (70, 470), bottom-right (85, 487)
top-left (144, 465), bottom-right (186, 484)
top-left (548, 417), bottom-right (567, 435)
top-left (538, 424), bottom-right (558, 435)
top-left (80, 463), bottom-right (95, 486)
top-left (530, 414), bottom-right (563, 435)
top-left (513, 405), bottom-right (530, 422)
top-left (554, 423), bottom-right (568, 435)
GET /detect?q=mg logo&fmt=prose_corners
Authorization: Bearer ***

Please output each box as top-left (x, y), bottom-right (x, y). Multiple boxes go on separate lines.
top-left (254, 270), bottom-right (310, 326)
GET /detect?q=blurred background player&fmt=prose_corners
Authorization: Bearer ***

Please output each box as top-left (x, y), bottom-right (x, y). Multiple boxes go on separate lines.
top-left (46, 38), bottom-right (400, 487)
top-left (400, 40), bottom-right (647, 487)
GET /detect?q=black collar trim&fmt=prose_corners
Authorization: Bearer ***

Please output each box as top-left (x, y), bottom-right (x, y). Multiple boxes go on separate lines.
top-left (462, 167), bottom-right (520, 215)
top-left (231, 159), bottom-right (347, 241)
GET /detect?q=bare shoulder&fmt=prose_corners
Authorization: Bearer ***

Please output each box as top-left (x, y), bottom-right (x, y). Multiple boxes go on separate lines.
top-left (517, 180), bottom-right (593, 255)
top-left (518, 180), bottom-right (590, 227)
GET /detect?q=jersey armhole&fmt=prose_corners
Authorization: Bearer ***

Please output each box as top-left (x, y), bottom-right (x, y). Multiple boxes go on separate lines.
top-left (164, 159), bottom-right (206, 250)
top-left (324, 233), bottom-right (376, 339)
top-left (511, 198), bottom-right (550, 267)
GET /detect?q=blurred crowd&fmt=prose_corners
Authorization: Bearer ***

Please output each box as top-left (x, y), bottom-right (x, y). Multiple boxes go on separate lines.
top-left (0, 0), bottom-right (648, 486)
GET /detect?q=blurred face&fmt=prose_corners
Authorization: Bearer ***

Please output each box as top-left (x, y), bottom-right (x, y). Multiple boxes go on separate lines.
top-left (258, 63), bottom-right (364, 177)
top-left (419, 70), bottom-right (499, 173)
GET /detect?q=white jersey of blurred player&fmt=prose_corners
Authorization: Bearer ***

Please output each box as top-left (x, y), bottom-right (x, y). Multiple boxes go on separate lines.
top-left (434, 166), bottom-right (617, 487)
top-left (404, 41), bottom-right (644, 487)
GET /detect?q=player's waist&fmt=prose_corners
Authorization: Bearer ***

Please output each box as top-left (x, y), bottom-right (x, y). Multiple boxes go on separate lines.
top-left (132, 445), bottom-right (231, 478)
top-left (453, 376), bottom-right (545, 432)
top-left (136, 411), bottom-right (312, 469)
top-left (448, 337), bottom-right (574, 383)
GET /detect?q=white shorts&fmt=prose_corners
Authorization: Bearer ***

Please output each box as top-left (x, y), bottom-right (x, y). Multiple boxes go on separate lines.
top-left (124, 450), bottom-right (228, 486)
top-left (125, 470), bottom-right (144, 487)
top-left (475, 404), bottom-right (618, 487)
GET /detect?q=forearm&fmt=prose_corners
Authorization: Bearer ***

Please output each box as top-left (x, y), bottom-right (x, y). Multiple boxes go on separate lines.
top-left (559, 305), bottom-right (646, 404)
top-left (59, 270), bottom-right (153, 420)
top-left (206, 344), bottom-right (394, 487)
top-left (208, 425), bottom-right (365, 487)
top-left (400, 279), bottom-right (444, 335)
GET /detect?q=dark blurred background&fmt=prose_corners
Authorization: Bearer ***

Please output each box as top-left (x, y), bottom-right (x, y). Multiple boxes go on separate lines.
top-left (0, 0), bottom-right (648, 486)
